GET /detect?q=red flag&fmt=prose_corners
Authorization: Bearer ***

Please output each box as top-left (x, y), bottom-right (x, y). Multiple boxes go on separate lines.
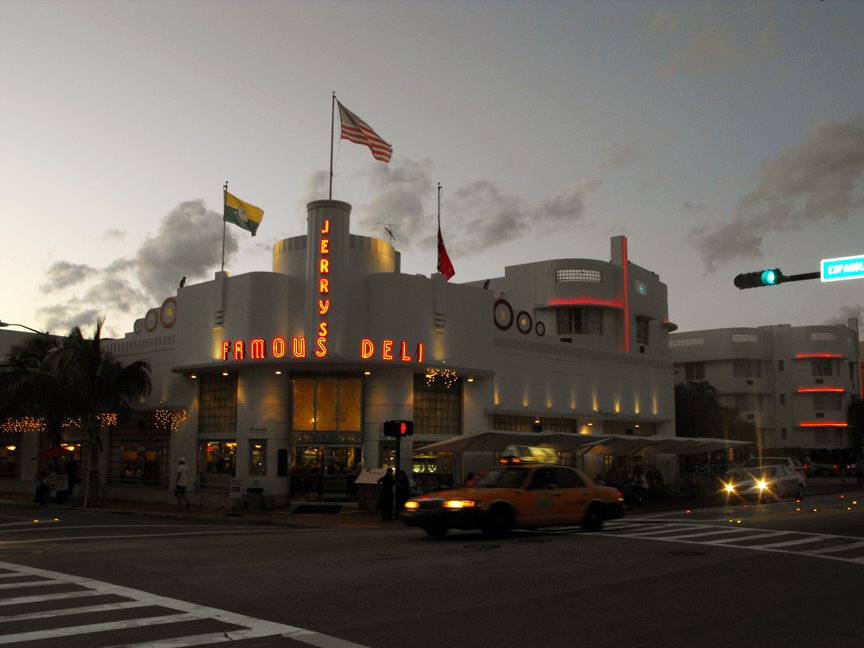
top-left (337, 100), bottom-right (393, 163)
top-left (437, 226), bottom-right (455, 280)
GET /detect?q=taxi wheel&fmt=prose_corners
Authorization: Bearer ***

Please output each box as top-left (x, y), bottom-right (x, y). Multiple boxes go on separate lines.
top-left (483, 505), bottom-right (513, 538)
top-left (582, 503), bottom-right (605, 532)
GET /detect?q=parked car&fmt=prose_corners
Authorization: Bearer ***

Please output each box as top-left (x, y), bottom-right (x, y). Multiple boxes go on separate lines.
top-left (722, 465), bottom-right (805, 501)
top-left (803, 460), bottom-right (842, 478)
top-left (741, 457), bottom-right (806, 477)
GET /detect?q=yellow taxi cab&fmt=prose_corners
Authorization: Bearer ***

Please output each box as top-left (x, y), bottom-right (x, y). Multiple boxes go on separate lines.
top-left (401, 446), bottom-right (624, 537)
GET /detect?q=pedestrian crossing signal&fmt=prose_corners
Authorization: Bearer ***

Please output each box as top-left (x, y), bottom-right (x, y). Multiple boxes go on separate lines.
top-left (384, 420), bottom-right (414, 437)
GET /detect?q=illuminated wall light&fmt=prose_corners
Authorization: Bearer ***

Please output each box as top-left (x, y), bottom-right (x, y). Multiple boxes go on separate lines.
top-left (275, 370), bottom-right (282, 375)
top-left (222, 371), bottom-right (229, 377)
top-left (363, 370), bottom-right (372, 376)
top-left (190, 373), bottom-right (197, 380)
top-left (5, 445), bottom-right (15, 452)
top-left (614, 401), bottom-right (621, 414)
top-left (466, 377), bottom-right (474, 383)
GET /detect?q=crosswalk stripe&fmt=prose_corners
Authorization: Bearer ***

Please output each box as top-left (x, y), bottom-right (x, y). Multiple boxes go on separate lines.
top-left (0, 560), bottom-right (371, 648)
top-left (0, 599), bottom-right (150, 622)
top-left (0, 612), bottom-right (200, 645)
top-left (596, 521), bottom-right (864, 565)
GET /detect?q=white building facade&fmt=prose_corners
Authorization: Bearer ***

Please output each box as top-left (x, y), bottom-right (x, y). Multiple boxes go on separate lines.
top-left (3, 200), bottom-right (677, 505)
top-left (670, 323), bottom-right (861, 460)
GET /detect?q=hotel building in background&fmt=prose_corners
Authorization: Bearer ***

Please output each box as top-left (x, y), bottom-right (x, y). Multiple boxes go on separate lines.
top-left (670, 323), bottom-right (861, 461)
top-left (1, 200), bottom-right (677, 505)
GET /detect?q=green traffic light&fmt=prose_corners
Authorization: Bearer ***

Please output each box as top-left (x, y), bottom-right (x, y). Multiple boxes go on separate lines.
top-left (761, 269), bottom-right (779, 285)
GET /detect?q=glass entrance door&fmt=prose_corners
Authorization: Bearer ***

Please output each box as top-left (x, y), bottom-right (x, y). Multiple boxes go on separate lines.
top-left (291, 446), bottom-right (360, 501)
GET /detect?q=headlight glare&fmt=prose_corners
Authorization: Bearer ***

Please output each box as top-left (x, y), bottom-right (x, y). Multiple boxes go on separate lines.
top-left (444, 499), bottom-right (480, 509)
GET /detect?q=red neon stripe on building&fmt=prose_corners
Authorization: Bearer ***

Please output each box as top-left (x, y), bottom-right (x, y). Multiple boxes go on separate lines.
top-left (794, 353), bottom-right (843, 359)
top-left (795, 387), bottom-right (845, 393)
top-left (547, 297), bottom-right (624, 308)
top-left (799, 421), bottom-right (848, 427)
top-left (622, 237), bottom-right (630, 353)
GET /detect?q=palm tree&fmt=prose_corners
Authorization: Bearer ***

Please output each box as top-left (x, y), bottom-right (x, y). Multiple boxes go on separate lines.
top-left (1, 319), bottom-right (151, 508)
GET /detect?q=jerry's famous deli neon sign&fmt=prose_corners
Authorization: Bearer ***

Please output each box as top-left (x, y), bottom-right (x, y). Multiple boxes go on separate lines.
top-left (220, 217), bottom-right (424, 364)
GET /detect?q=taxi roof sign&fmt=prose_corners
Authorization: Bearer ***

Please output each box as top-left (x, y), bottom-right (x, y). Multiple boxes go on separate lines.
top-left (500, 445), bottom-right (559, 464)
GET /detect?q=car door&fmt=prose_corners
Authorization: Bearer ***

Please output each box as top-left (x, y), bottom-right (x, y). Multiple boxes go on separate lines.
top-left (520, 467), bottom-right (565, 526)
top-left (551, 467), bottom-right (592, 524)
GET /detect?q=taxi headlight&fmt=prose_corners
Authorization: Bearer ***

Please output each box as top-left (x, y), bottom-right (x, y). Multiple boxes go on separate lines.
top-left (403, 501), bottom-right (420, 510)
top-left (443, 499), bottom-right (481, 509)
top-left (756, 480), bottom-right (768, 491)
top-left (724, 482), bottom-right (736, 494)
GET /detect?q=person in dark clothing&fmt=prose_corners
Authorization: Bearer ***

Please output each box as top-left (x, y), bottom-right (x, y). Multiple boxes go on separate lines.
top-left (395, 470), bottom-right (411, 519)
top-left (377, 468), bottom-right (395, 521)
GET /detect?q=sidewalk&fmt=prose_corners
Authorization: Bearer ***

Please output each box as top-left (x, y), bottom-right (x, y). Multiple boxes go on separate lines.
top-left (3, 477), bottom-right (862, 530)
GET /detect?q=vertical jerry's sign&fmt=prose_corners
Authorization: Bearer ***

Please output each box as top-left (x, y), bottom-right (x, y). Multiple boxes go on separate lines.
top-left (306, 200), bottom-right (351, 359)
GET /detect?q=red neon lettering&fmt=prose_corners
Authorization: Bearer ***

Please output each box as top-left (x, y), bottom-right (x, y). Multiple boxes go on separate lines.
top-left (272, 337), bottom-right (286, 359)
top-left (400, 341), bottom-right (412, 362)
top-left (315, 337), bottom-right (327, 358)
top-left (233, 340), bottom-right (245, 361)
top-left (221, 341), bottom-right (231, 361)
top-left (318, 299), bottom-right (330, 315)
top-left (249, 338), bottom-right (266, 359)
top-left (292, 336), bottom-right (306, 358)
top-left (360, 338), bottom-right (374, 359)
top-left (416, 343), bottom-right (424, 363)
top-left (321, 219), bottom-right (330, 234)
top-left (319, 258), bottom-right (329, 274)
top-left (318, 321), bottom-right (328, 338)
top-left (320, 238), bottom-right (330, 254)
top-left (382, 339), bottom-right (394, 361)
top-left (319, 278), bottom-right (329, 293)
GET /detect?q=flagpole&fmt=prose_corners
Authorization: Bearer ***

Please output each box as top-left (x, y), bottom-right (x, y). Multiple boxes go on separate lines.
top-left (329, 92), bottom-right (335, 200)
top-left (221, 181), bottom-right (228, 272)
top-left (437, 182), bottom-right (442, 229)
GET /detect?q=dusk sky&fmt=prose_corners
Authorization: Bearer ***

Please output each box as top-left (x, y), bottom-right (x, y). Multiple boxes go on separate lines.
top-left (2, 0), bottom-right (863, 340)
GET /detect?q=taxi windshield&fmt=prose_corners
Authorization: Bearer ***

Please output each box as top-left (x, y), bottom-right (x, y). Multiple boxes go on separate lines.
top-left (473, 467), bottom-right (529, 489)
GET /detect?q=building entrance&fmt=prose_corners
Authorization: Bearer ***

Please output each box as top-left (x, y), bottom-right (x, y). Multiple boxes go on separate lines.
top-left (291, 445), bottom-right (361, 501)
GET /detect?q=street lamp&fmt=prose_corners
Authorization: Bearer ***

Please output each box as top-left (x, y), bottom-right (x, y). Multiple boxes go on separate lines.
top-left (0, 321), bottom-right (48, 335)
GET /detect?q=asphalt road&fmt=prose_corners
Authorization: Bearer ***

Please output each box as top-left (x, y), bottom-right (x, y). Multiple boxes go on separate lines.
top-left (1, 491), bottom-right (863, 648)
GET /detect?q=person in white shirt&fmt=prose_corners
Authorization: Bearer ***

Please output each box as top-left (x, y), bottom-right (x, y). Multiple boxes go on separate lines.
top-left (175, 458), bottom-right (190, 510)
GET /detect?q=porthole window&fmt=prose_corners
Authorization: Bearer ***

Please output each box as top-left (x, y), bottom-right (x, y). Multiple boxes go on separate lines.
top-left (517, 311), bottom-right (532, 334)
top-left (494, 299), bottom-right (514, 330)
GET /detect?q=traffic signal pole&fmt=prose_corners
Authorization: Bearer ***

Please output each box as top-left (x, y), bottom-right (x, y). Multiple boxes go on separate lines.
top-left (734, 268), bottom-right (820, 289)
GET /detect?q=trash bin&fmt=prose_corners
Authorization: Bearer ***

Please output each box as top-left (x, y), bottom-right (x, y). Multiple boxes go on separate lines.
top-left (246, 487), bottom-right (264, 511)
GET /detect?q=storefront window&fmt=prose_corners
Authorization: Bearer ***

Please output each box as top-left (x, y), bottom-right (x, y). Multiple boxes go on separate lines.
top-left (249, 440), bottom-right (266, 476)
top-left (0, 441), bottom-right (20, 479)
top-left (316, 378), bottom-right (339, 431)
top-left (414, 373), bottom-right (463, 435)
top-left (198, 440), bottom-right (236, 492)
top-left (113, 443), bottom-right (167, 486)
top-left (291, 376), bottom-right (362, 434)
top-left (198, 373), bottom-right (238, 436)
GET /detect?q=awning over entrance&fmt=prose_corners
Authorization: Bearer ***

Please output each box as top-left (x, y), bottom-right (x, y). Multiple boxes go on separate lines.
top-left (414, 431), bottom-right (750, 457)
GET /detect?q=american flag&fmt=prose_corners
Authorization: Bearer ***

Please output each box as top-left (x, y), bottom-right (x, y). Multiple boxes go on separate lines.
top-left (337, 100), bottom-right (393, 163)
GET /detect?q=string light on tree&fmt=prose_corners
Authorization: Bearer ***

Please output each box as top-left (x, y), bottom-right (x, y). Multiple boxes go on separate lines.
top-left (425, 367), bottom-right (459, 388)
top-left (0, 416), bottom-right (46, 434)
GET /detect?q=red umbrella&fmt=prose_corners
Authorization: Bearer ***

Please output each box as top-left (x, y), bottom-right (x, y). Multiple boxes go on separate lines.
top-left (31, 446), bottom-right (74, 461)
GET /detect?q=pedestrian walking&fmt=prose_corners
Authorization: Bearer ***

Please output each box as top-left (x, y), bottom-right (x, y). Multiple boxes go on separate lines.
top-left (175, 457), bottom-right (191, 510)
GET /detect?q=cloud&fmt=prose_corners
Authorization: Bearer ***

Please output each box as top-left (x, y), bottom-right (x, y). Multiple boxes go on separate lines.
top-left (332, 159), bottom-right (601, 257)
top-left (354, 158), bottom-right (436, 243)
top-left (601, 142), bottom-right (638, 169)
top-left (135, 200), bottom-right (234, 298)
top-left (104, 229), bottom-right (126, 242)
top-left (821, 305), bottom-right (864, 338)
top-left (694, 113), bottom-right (864, 271)
top-left (651, 6), bottom-right (777, 77)
top-left (36, 200), bottom-right (235, 337)
top-left (302, 170), bottom-right (330, 205)
top-left (40, 261), bottom-right (95, 291)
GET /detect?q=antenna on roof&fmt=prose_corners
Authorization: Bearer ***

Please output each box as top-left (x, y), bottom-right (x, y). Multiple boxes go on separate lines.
top-left (377, 222), bottom-right (398, 245)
